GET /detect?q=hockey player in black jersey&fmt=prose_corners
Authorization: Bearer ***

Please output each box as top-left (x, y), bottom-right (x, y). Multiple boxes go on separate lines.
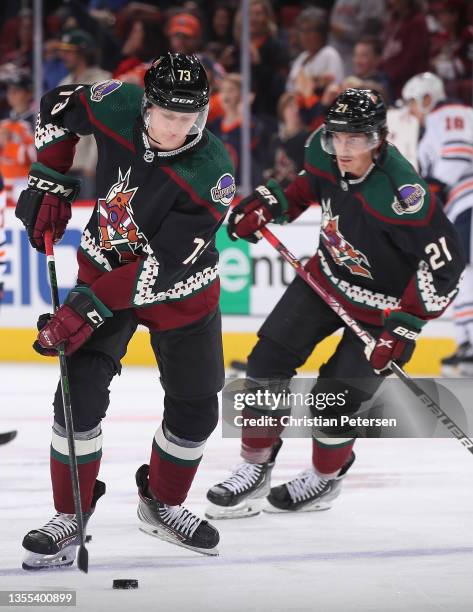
top-left (206, 88), bottom-right (465, 519)
top-left (15, 53), bottom-right (235, 567)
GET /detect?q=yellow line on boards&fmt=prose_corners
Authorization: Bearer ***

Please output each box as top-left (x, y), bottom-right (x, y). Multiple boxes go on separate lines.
top-left (0, 328), bottom-right (456, 375)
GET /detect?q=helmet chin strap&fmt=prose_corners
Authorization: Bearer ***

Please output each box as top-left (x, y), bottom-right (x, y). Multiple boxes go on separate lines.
top-left (146, 130), bottom-right (163, 147)
top-left (143, 112), bottom-right (162, 146)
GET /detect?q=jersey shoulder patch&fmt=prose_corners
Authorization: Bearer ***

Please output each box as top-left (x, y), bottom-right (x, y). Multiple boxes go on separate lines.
top-left (81, 81), bottom-right (143, 144)
top-left (171, 129), bottom-right (236, 215)
top-left (360, 144), bottom-right (432, 223)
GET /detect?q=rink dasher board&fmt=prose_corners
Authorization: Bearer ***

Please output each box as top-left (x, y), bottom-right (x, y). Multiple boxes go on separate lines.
top-left (0, 205), bottom-right (456, 374)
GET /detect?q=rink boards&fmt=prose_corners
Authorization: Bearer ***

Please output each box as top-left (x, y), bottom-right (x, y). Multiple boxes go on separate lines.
top-left (0, 204), bottom-right (456, 374)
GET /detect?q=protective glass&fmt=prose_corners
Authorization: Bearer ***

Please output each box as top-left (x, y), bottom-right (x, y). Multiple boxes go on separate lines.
top-left (321, 127), bottom-right (382, 155)
top-left (141, 94), bottom-right (209, 137)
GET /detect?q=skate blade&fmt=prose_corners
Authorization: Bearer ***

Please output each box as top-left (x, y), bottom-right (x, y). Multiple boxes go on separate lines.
top-left (263, 500), bottom-right (332, 513)
top-left (138, 522), bottom-right (219, 557)
top-left (205, 497), bottom-right (265, 520)
top-left (22, 548), bottom-right (76, 571)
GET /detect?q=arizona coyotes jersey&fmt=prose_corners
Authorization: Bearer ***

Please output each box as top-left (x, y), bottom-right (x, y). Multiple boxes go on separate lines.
top-left (34, 80), bottom-right (235, 330)
top-left (417, 101), bottom-right (473, 222)
top-left (279, 129), bottom-right (465, 326)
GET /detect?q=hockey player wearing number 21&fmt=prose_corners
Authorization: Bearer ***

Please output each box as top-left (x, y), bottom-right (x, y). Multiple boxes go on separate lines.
top-left (15, 53), bottom-right (236, 568)
top-left (206, 89), bottom-right (465, 519)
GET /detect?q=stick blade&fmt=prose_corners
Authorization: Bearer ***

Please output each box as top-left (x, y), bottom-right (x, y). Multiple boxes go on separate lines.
top-left (0, 430), bottom-right (17, 445)
top-left (77, 545), bottom-right (89, 573)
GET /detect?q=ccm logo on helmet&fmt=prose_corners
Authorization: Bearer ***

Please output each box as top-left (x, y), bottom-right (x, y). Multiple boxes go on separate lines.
top-left (255, 185), bottom-right (278, 205)
top-left (28, 176), bottom-right (74, 198)
top-left (171, 97), bottom-right (194, 104)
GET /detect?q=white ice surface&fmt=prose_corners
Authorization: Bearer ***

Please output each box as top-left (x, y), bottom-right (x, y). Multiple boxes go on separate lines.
top-left (1, 363), bottom-right (472, 612)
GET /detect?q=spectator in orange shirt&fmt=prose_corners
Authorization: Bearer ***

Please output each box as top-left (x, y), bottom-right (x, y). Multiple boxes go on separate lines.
top-left (0, 72), bottom-right (35, 205)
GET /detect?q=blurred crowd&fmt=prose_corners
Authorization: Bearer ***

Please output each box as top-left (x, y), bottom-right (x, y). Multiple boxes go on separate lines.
top-left (0, 0), bottom-right (472, 200)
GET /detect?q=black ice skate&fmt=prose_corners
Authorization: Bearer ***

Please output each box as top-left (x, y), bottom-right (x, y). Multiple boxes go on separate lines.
top-left (440, 341), bottom-right (473, 376)
top-left (22, 480), bottom-right (105, 570)
top-left (136, 464), bottom-right (219, 556)
top-left (205, 440), bottom-right (282, 519)
top-left (265, 452), bottom-right (355, 513)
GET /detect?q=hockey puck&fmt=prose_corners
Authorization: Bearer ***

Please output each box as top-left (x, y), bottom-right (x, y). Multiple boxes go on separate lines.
top-left (113, 579), bottom-right (138, 590)
top-left (85, 535), bottom-right (92, 543)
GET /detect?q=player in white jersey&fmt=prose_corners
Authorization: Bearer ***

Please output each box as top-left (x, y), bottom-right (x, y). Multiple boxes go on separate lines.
top-left (403, 72), bottom-right (473, 375)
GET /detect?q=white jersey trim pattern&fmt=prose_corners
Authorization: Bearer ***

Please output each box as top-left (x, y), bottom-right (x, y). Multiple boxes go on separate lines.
top-left (318, 251), bottom-right (400, 310)
top-left (416, 260), bottom-right (460, 313)
top-left (35, 114), bottom-right (70, 150)
top-left (80, 229), bottom-right (113, 272)
top-left (134, 260), bottom-right (218, 306)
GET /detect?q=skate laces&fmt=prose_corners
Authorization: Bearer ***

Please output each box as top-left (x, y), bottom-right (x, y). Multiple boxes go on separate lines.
top-left (159, 505), bottom-right (202, 538)
top-left (37, 513), bottom-right (77, 542)
top-left (220, 462), bottom-right (263, 494)
top-left (286, 469), bottom-right (328, 503)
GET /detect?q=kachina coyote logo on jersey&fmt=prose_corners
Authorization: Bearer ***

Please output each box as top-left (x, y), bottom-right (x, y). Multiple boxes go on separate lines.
top-left (97, 167), bottom-right (145, 262)
top-left (320, 198), bottom-right (373, 279)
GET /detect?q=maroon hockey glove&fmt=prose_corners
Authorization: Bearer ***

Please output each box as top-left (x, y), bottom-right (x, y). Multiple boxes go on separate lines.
top-left (15, 162), bottom-right (80, 253)
top-left (33, 287), bottom-right (112, 357)
top-left (227, 179), bottom-right (289, 243)
top-left (369, 311), bottom-right (426, 374)
top-left (30, 193), bottom-right (72, 252)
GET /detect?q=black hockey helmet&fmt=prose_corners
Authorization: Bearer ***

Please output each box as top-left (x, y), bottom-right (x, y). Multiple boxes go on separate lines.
top-left (325, 89), bottom-right (387, 133)
top-left (321, 89), bottom-right (387, 155)
top-left (144, 52), bottom-right (209, 113)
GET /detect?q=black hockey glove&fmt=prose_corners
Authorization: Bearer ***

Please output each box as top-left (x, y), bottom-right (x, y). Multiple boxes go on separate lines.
top-left (15, 162), bottom-right (81, 253)
top-left (227, 179), bottom-right (289, 243)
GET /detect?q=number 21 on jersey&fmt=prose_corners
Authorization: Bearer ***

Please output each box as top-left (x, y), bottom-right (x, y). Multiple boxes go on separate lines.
top-left (425, 237), bottom-right (452, 270)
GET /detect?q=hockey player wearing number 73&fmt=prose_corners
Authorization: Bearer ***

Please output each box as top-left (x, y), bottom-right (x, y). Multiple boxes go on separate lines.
top-left (15, 53), bottom-right (236, 568)
top-left (206, 88), bottom-right (465, 520)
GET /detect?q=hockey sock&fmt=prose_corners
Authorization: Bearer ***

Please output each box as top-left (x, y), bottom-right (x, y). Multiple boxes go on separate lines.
top-left (312, 437), bottom-right (355, 478)
top-left (241, 406), bottom-right (285, 463)
top-left (148, 423), bottom-right (206, 506)
top-left (50, 422), bottom-right (102, 513)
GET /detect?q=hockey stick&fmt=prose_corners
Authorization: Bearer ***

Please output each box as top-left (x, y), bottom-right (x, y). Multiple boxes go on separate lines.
top-left (0, 430), bottom-right (17, 445)
top-left (260, 226), bottom-right (473, 455)
top-left (44, 231), bottom-right (89, 573)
